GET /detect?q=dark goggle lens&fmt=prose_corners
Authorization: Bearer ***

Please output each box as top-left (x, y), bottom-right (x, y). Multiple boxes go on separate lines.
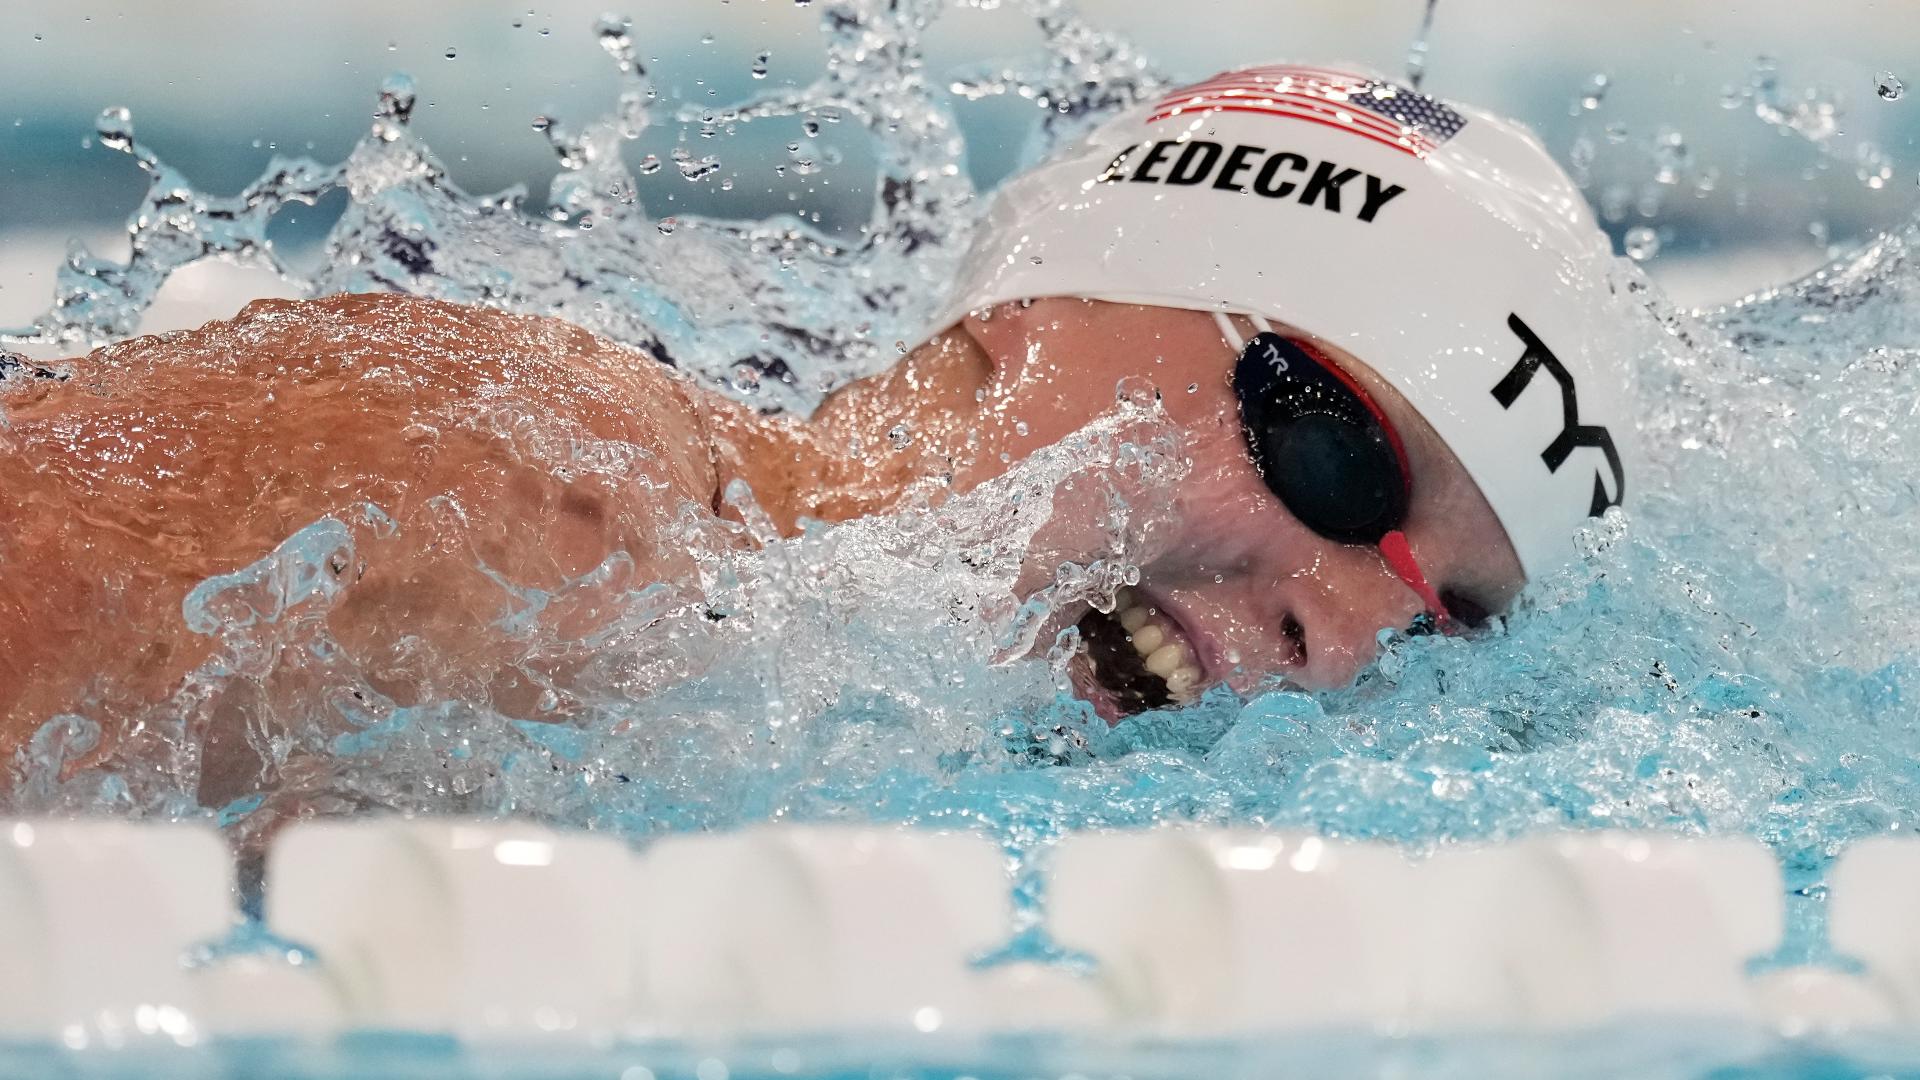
top-left (1234, 333), bottom-right (1410, 546)
top-left (1259, 414), bottom-right (1404, 542)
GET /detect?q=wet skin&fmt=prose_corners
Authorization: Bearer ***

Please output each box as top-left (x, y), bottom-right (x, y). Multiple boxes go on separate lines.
top-left (0, 292), bottom-right (1522, 768)
top-left (809, 298), bottom-right (1526, 716)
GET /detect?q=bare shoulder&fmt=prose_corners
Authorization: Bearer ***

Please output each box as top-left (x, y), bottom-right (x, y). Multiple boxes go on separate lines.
top-left (7, 293), bottom-right (707, 471)
top-left (29, 292), bottom-right (665, 400)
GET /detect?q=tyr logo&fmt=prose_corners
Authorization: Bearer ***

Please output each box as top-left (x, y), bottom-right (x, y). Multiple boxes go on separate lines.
top-left (1256, 338), bottom-right (1291, 374)
top-left (1490, 314), bottom-right (1625, 516)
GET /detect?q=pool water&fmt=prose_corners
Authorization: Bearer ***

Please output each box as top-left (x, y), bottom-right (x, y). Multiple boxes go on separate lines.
top-left (6, 0), bottom-right (1920, 1075)
top-left (0, 1027), bottom-right (1911, 1080)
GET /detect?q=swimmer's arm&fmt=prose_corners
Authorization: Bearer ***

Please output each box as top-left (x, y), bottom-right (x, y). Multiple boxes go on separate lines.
top-left (0, 294), bottom-right (722, 775)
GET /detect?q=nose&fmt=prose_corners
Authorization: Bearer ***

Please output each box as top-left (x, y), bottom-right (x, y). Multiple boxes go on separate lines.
top-left (1274, 540), bottom-right (1427, 689)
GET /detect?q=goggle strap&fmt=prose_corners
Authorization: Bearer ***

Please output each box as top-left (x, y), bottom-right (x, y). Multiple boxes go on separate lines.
top-left (1378, 529), bottom-right (1456, 633)
top-left (1212, 311), bottom-right (1278, 351)
top-left (1212, 310), bottom-right (1246, 352)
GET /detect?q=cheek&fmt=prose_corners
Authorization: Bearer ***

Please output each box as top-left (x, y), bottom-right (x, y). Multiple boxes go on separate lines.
top-left (1160, 425), bottom-right (1303, 562)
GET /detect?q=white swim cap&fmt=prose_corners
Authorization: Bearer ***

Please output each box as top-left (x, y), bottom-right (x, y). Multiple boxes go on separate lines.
top-left (940, 62), bottom-right (1633, 581)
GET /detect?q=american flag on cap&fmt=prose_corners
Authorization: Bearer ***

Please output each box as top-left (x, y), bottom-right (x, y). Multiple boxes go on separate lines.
top-left (1150, 63), bottom-right (1468, 158)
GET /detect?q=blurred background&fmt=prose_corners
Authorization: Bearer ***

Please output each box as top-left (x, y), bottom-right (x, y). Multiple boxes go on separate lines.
top-left (3, 0), bottom-right (1918, 333)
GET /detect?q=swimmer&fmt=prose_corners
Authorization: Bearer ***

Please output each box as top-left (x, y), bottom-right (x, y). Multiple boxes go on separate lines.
top-left (0, 63), bottom-right (1631, 770)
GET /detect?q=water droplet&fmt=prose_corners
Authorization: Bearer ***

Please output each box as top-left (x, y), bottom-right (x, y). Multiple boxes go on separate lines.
top-left (637, 154), bottom-right (662, 175)
top-left (728, 363), bottom-right (762, 395)
top-left (888, 424), bottom-right (914, 449)
top-left (672, 146), bottom-right (721, 182)
top-left (751, 51), bottom-right (771, 79)
top-left (700, 31), bottom-right (716, 45)
top-left (444, 47), bottom-right (457, 60)
top-left (657, 217), bottom-right (678, 235)
top-left (530, 115), bottom-right (550, 132)
top-left (1877, 71), bottom-right (1904, 101)
top-left (1653, 127), bottom-right (1689, 185)
top-left (93, 106), bottom-right (133, 152)
top-left (1624, 225), bottom-right (1660, 261)
top-left (376, 73), bottom-right (418, 128)
top-left (1404, 0), bottom-right (1438, 89)
top-left (1576, 72), bottom-right (1611, 112)
top-left (1604, 122), bottom-right (1629, 143)
top-left (1014, 421), bottom-right (1030, 437)
top-left (1856, 141), bottom-right (1893, 189)
top-left (594, 14), bottom-right (633, 63)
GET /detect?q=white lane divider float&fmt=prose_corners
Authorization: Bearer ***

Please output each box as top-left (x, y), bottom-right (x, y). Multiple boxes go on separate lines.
top-left (1047, 829), bottom-right (1417, 1033)
top-left (0, 819), bottom-right (233, 1047)
top-left (1047, 828), bottom-right (1789, 1033)
top-left (1412, 833), bottom-right (1783, 1027)
top-left (1825, 837), bottom-right (1920, 1023)
top-left (266, 819), bottom-right (639, 1042)
top-left (12, 816), bottom-right (1920, 1042)
top-left (638, 825), bottom-right (1076, 1035)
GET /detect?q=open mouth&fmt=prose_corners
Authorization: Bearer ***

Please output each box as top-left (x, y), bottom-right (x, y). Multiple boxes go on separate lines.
top-left (1074, 587), bottom-right (1206, 723)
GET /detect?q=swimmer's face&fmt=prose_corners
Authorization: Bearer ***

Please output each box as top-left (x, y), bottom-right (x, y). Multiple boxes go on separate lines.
top-left (944, 299), bottom-right (1526, 721)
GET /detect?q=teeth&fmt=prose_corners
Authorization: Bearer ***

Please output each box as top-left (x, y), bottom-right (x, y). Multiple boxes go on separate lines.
top-left (1129, 624), bottom-right (1166, 655)
top-left (1144, 642), bottom-right (1187, 678)
top-left (1108, 596), bottom-right (1207, 703)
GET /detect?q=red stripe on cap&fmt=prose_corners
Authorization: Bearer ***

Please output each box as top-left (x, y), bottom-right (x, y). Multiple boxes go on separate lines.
top-left (1161, 91), bottom-right (1432, 150)
top-left (1150, 101), bottom-right (1427, 157)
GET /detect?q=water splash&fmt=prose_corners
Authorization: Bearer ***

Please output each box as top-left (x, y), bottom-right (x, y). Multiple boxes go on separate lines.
top-left (7, 0), bottom-right (1920, 979)
top-left (1405, 0), bottom-right (1440, 90)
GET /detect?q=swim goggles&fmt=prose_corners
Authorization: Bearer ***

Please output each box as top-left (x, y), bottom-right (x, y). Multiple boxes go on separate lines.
top-left (1213, 312), bottom-right (1459, 634)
